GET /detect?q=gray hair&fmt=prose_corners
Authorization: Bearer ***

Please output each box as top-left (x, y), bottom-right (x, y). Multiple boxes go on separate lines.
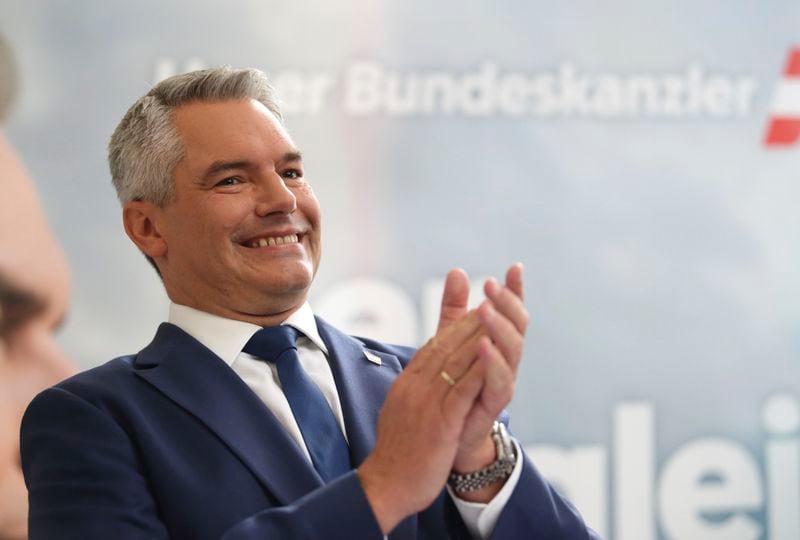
top-left (0, 34), bottom-right (18, 124)
top-left (108, 66), bottom-right (283, 206)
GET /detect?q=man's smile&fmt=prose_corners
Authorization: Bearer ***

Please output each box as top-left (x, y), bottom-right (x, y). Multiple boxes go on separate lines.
top-left (240, 233), bottom-right (304, 249)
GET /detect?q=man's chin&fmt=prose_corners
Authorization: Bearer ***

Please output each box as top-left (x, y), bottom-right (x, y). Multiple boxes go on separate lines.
top-left (248, 275), bottom-right (313, 308)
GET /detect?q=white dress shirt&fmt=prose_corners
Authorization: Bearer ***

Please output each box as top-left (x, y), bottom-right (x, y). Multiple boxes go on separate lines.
top-left (169, 302), bottom-right (522, 539)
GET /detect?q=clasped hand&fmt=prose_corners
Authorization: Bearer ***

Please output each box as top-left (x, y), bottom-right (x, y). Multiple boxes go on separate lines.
top-left (358, 264), bottom-right (528, 533)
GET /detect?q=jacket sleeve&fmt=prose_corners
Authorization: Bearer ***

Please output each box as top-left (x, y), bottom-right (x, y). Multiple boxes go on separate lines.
top-left (220, 473), bottom-right (383, 539)
top-left (486, 452), bottom-right (602, 539)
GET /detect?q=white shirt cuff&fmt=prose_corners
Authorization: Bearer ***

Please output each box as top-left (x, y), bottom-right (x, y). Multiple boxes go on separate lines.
top-left (447, 439), bottom-right (524, 539)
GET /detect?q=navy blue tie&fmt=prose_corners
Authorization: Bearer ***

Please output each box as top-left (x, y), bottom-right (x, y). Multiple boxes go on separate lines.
top-left (243, 325), bottom-right (351, 482)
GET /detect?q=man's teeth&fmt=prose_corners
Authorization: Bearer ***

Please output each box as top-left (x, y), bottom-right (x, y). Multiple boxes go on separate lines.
top-left (249, 234), bottom-right (299, 248)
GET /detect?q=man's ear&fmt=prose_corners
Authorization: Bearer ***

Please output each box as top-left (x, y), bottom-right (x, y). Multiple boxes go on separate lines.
top-left (122, 201), bottom-right (167, 259)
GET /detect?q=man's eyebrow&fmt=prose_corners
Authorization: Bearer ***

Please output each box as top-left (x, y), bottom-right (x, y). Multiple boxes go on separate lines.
top-left (201, 160), bottom-right (253, 180)
top-left (281, 151), bottom-right (303, 163)
top-left (0, 271), bottom-right (46, 335)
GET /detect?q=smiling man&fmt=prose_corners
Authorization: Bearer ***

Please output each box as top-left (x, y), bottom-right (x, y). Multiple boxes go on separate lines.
top-left (126, 99), bottom-right (322, 323)
top-left (21, 67), bottom-right (598, 539)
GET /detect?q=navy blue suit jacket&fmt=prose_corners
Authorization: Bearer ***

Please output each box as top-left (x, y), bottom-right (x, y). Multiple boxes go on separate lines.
top-left (21, 318), bottom-right (598, 539)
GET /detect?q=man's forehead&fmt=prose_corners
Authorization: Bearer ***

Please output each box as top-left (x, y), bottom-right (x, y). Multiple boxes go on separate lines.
top-left (173, 98), bottom-right (282, 133)
top-left (173, 99), bottom-right (296, 163)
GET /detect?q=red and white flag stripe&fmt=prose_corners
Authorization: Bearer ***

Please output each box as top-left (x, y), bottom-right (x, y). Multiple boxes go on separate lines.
top-left (764, 47), bottom-right (800, 146)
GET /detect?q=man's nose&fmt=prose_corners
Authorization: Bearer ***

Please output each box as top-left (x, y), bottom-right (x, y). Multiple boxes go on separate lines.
top-left (254, 174), bottom-right (297, 217)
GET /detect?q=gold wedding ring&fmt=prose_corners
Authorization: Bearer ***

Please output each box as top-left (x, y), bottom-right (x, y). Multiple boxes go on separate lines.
top-left (439, 370), bottom-right (457, 387)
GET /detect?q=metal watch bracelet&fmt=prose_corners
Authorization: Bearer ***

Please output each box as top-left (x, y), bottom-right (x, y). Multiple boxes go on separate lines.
top-left (448, 421), bottom-right (517, 493)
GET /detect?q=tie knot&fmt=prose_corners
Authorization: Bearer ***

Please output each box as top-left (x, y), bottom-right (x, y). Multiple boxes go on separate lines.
top-left (242, 325), bottom-right (299, 362)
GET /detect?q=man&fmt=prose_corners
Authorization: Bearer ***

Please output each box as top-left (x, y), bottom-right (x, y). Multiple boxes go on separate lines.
top-left (21, 67), bottom-right (598, 539)
top-left (0, 34), bottom-right (76, 539)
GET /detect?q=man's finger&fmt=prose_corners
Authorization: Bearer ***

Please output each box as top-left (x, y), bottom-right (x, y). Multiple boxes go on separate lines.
top-left (437, 329), bottom-right (485, 385)
top-left (478, 302), bottom-right (524, 374)
top-left (505, 263), bottom-right (524, 301)
top-left (442, 351), bottom-right (487, 426)
top-left (437, 268), bottom-right (470, 331)
top-left (429, 330), bottom-right (484, 401)
top-left (484, 279), bottom-right (529, 335)
top-left (409, 310), bottom-right (482, 378)
top-left (476, 338), bottom-right (514, 413)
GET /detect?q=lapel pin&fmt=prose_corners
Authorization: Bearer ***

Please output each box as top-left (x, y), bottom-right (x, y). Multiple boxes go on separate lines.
top-left (363, 350), bottom-right (382, 366)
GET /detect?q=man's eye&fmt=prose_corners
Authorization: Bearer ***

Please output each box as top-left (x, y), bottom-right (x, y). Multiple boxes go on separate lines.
top-left (282, 169), bottom-right (302, 180)
top-left (216, 177), bottom-right (241, 187)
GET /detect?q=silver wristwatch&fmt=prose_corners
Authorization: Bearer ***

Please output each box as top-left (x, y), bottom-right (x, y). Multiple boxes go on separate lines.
top-left (448, 421), bottom-right (517, 493)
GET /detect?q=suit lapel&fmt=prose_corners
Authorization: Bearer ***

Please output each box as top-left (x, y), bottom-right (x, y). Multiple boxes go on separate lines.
top-left (315, 317), bottom-right (419, 540)
top-left (133, 323), bottom-right (322, 506)
top-left (315, 317), bottom-right (400, 467)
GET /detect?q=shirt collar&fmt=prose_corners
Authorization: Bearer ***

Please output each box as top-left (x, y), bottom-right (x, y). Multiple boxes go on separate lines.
top-left (168, 301), bottom-right (329, 367)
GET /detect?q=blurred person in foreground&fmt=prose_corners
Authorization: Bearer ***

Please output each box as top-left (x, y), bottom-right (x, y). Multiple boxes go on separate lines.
top-left (21, 67), bottom-right (599, 539)
top-left (0, 34), bottom-right (75, 539)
